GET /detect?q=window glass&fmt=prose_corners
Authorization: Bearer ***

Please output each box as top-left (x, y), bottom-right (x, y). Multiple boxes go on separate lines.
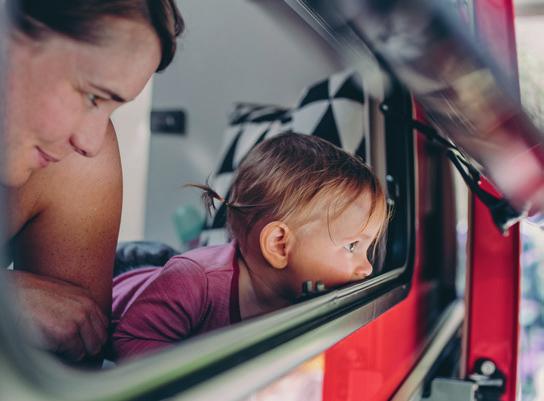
top-left (242, 355), bottom-right (325, 401)
top-left (3, 5), bottom-right (415, 398)
top-left (103, 1), bottom-right (416, 365)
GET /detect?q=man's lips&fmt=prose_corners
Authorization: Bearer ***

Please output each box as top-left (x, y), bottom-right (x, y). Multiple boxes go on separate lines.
top-left (37, 147), bottom-right (60, 162)
top-left (36, 147), bottom-right (61, 167)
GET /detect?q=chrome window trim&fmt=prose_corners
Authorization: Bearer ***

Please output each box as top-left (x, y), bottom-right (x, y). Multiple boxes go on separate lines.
top-left (0, 274), bottom-right (410, 401)
top-left (391, 301), bottom-right (465, 401)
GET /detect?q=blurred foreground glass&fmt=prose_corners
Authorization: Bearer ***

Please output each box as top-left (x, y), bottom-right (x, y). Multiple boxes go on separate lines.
top-left (302, 0), bottom-right (544, 216)
top-left (515, 8), bottom-right (544, 400)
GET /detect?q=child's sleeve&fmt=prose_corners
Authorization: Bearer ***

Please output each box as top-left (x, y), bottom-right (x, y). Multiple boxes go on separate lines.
top-left (111, 257), bottom-right (208, 361)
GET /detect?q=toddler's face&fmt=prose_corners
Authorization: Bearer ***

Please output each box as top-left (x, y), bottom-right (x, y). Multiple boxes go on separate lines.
top-left (286, 191), bottom-right (383, 295)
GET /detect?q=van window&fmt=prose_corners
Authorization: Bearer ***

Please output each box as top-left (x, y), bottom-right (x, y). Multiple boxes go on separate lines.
top-left (1, 2), bottom-right (416, 400)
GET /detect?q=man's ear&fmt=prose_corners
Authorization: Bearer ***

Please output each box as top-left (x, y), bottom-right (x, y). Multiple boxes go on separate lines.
top-left (259, 221), bottom-right (292, 270)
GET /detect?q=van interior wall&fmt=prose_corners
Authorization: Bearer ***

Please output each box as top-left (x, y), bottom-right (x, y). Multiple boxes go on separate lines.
top-left (145, 0), bottom-right (344, 247)
top-left (112, 80), bottom-right (154, 242)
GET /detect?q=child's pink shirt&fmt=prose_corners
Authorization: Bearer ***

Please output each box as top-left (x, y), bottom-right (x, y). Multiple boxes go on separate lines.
top-left (110, 242), bottom-right (241, 361)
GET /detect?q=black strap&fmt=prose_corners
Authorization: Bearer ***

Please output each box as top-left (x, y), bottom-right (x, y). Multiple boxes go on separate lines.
top-left (411, 119), bottom-right (523, 234)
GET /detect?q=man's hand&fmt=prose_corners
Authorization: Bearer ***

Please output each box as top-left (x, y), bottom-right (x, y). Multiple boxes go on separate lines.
top-left (10, 270), bottom-right (109, 361)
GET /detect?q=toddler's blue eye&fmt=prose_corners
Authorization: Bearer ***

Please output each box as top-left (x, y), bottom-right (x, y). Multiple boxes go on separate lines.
top-left (344, 241), bottom-right (359, 253)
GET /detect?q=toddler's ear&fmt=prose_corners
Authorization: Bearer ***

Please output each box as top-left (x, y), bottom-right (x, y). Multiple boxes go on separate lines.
top-left (259, 221), bottom-right (291, 270)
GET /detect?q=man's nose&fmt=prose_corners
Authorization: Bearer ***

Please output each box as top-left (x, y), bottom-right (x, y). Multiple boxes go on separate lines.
top-left (69, 112), bottom-right (110, 158)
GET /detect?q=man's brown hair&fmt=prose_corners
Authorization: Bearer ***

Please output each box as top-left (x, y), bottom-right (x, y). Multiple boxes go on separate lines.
top-left (8, 0), bottom-right (184, 71)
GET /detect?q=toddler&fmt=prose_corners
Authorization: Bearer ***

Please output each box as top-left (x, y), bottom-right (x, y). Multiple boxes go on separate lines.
top-left (110, 132), bottom-right (388, 361)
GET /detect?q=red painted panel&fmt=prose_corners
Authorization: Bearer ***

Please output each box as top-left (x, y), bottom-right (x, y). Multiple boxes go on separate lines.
top-left (465, 182), bottom-right (521, 401)
top-left (464, 1), bottom-right (521, 400)
top-left (322, 279), bottom-right (438, 401)
top-left (323, 107), bottom-right (435, 401)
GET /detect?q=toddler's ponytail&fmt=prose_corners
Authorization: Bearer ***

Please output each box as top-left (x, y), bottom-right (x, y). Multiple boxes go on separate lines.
top-left (184, 183), bottom-right (227, 217)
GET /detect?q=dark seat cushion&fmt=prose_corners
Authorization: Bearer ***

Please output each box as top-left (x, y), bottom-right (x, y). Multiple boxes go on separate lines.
top-left (113, 241), bottom-right (180, 277)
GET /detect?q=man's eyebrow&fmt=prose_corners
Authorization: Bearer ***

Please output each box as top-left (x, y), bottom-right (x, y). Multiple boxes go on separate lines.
top-left (90, 84), bottom-right (127, 103)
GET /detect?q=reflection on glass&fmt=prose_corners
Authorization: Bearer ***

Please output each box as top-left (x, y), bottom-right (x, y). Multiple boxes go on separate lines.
top-left (243, 355), bottom-right (324, 401)
top-left (303, 0), bottom-right (544, 215)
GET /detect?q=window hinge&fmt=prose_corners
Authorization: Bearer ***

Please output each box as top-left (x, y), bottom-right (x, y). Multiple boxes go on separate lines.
top-left (423, 359), bottom-right (505, 401)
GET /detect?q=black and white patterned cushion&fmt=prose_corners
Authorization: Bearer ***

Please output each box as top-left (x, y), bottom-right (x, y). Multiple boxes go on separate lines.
top-left (200, 70), bottom-right (369, 246)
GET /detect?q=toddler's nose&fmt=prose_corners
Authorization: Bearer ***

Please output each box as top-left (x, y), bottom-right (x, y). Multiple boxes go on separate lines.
top-left (353, 258), bottom-right (373, 278)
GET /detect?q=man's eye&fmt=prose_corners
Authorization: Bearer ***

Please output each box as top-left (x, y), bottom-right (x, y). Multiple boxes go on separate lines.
top-left (86, 93), bottom-right (99, 107)
top-left (343, 241), bottom-right (359, 253)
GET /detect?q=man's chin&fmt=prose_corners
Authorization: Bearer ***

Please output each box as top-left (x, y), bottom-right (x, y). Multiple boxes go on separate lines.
top-left (0, 165), bottom-right (33, 188)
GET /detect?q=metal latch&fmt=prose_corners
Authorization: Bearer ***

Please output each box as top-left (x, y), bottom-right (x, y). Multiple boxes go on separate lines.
top-left (423, 359), bottom-right (505, 401)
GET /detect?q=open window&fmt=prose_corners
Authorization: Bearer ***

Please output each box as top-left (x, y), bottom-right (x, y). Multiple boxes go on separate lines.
top-left (0, 2), bottom-right (417, 400)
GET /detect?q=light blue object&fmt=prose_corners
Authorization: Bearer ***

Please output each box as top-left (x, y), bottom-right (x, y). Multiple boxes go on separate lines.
top-left (173, 204), bottom-right (205, 249)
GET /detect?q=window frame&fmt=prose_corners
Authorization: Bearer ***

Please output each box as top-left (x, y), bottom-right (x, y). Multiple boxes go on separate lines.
top-left (0, 2), bottom-right (416, 401)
